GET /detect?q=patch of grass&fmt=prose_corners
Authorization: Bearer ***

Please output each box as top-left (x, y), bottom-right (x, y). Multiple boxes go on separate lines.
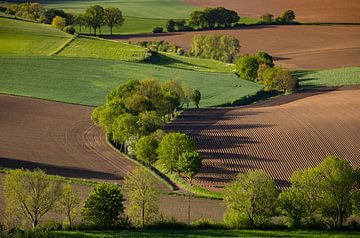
top-left (239, 16), bottom-right (261, 25)
top-left (52, 229), bottom-right (360, 237)
top-left (0, 56), bottom-right (262, 107)
top-left (77, 16), bottom-right (168, 35)
top-left (58, 36), bottom-right (145, 61)
top-left (296, 67), bottom-right (360, 87)
top-left (0, 16), bottom-right (70, 55)
top-left (158, 53), bottom-right (235, 73)
top-left (42, 0), bottom-right (194, 19)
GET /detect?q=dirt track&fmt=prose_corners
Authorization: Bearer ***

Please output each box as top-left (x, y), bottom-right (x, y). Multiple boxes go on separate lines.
top-left (110, 25), bottom-right (360, 70)
top-left (168, 87), bottom-right (360, 191)
top-left (184, 0), bottom-right (360, 23)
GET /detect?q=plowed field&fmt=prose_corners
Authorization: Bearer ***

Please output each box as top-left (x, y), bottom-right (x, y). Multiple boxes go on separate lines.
top-left (168, 87), bottom-right (360, 191)
top-left (110, 25), bottom-right (360, 70)
top-left (184, 0), bottom-right (360, 23)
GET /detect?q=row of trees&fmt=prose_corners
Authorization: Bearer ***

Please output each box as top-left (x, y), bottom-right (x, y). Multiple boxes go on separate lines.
top-left (224, 156), bottom-right (360, 229)
top-left (189, 7), bottom-right (239, 30)
top-left (1, 3), bottom-right (124, 35)
top-left (190, 34), bottom-right (240, 63)
top-left (235, 51), bottom-right (297, 93)
top-left (261, 10), bottom-right (296, 24)
top-left (2, 167), bottom-right (162, 229)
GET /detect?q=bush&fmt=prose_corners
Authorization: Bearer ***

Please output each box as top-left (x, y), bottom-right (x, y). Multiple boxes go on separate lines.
top-left (261, 13), bottom-right (274, 23)
top-left (277, 10), bottom-right (296, 23)
top-left (235, 54), bottom-right (259, 81)
top-left (0, 6), bottom-right (7, 12)
top-left (191, 218), bottom-right (224, 229)
top-left (263, 67), bottom-right (297, 93)
top-left (166, 19), bottom-right (175, 32)
top-left (152, 26), bottom-right (163, 33)
top-left (177, 47), bottom-right (185, 56)
top-left (81, 183), bottom-right (125, 228)
top-left (63, 25), bottom-right (75, 34)
top-left (52, 15), bottom-right (66, 30)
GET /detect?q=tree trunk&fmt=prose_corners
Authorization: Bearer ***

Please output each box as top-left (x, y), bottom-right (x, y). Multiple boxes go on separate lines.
top-left (94, 27), bottom-right (97, 36)
top-left (110, 26), bottom-right (113, 35)
top-left (142, 205), bottom-right (145, 228)
top-left (187, 178), bottom-right (192, 224)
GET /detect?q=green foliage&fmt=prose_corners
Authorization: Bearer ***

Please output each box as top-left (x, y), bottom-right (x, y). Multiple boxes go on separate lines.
top-left (138, 111), bottom-right (164, 136)
top-left (84, 5), bottom-right (104, 35)
top-left (58, 184), bottom-right (80, 226)
top-left (152, 26), bottom-right (163, 33)
top-left (166, 19), bottom-right (175, 32)
top-left (63, 25), bottom-right (75, 34)
top-left (261, 13), bottom-right (274, 23)
top-left (124, 167), bottom-right (160, 227)
top-left (191, 34), bottom-right (240, 63)
top-left (52, 16), bottom-right (66, 30)
top-left (255, 51), bottom-right (274, 67)
top-left (81, 183), bottom-right (125, 228)
top-left (111, 113), bottom-right (139, 144)
top-left (104, 7), bottom-right (124, 35)
top-left (44, 8), bottom-right (67, 24)
top-left (177, 151), bottom-right (202, 182)
top-left (235, 54), bottom-right (259, 81)
top-left (263, 66), bottom-right (297, 93)
top-left (157, 132), bottom-right (196, 174)
top-left (135, 134), bottom-right (159, 165)
top-left (189, 7), bottom-right (239, 29)
top-left (277, 10), bottom-right (296, 23)
top-left (4, 169), bottom-right (62, 228)
top-left (4, 2), bottom-right (45, 22)
top-left (192, 90), bottom-right (201, 108)
top-left (224, 170), bottom-right (277, 228)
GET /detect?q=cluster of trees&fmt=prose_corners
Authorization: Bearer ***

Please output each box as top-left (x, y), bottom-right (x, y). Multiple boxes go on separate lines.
top-left (189, 7), bottom-right (239, 30)
top-left (190, 34), bottom-right (240, 63)
top-left (260, 10), bottom-right (296, 24)
top-left (224, 156), bottom-right (360, 229)
top-left (235, 52), bottom-right (297, 93)
top-left (2, 167), bottom-right (163, 229)
top-left (1, 3), bottom-right (124, 35)
top-left (136, 40), bottom-right (185, 56)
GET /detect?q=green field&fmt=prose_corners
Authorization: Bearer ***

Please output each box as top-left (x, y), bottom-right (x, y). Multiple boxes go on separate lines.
top-left (0, 56), bottom-right (262, 107)
top-left (297, 67), bottom-right (360, 87)
top-left (52, 229), bottom-right (360, 238)
top-left (42, 0), bottom-right (194, 18)
top-left (0, 17), bottom-right (70, 55)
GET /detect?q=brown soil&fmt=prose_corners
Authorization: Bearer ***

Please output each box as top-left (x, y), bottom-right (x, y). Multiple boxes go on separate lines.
top-left (108, 25), bottom-right (360, 70)
top-left (184, 0), bottom-right (360, 23)
top-left (167, 87), bottom-right (360, 191)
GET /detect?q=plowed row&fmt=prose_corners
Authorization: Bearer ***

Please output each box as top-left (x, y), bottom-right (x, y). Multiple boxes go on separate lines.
top-left (110, 25), bottom-right (360, 70)
top-left (168, 87), bottom-right (360, 191)
top-left (184, 0), bottom-right (360, 23)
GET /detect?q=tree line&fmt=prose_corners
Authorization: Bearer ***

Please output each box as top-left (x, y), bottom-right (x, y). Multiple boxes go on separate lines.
top-left (1, 2), bottom-right (124, 35)
top-left (224, 156), bottom-right (360, 229)
top-left (260, 10), bottom-right (296, 24)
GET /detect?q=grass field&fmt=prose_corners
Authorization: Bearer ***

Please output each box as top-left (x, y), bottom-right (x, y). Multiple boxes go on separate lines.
top-left (52, 229), bottom-right (360, 238)
top-left (42, 0), bottom-right (195, 18)
top-left (0, 17), bottom-right (70, 55)
top-left (0, 56), bottom-right (262, 107)
top-left (297, 67), bottom-right (360, 87)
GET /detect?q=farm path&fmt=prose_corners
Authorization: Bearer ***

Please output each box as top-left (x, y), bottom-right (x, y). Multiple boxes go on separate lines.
top-left (168, 87), bottom-right (360, 191)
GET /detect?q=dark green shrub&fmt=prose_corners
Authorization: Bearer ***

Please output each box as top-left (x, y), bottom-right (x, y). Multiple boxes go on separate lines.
top-left (235, 54), bottom-right (259, 81)
top-left (152, 26), bottom-right (163, 33)
top-left (63, 25), bottom-right (75, 34)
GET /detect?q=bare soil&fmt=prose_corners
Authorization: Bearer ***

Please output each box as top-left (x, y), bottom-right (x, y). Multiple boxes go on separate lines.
top-left (109, 25), bottom-right (360, 70)
top-left (184, 0), bottom-right (360, 23)
top-left (167, 87), bottom-right (360, 191)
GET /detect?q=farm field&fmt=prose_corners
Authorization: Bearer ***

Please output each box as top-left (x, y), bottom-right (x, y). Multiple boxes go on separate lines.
top-left (110, 25), bottom-right (360, 70)
top-left (184, 0), bottom-right (360, 23)
top-left (167, 87), bottom-right (360, 191)
top-left (52, 229), bottom-right (360, 238)
top-left (0, 94), bottom-right (225, 222)
top-left (0, 56), bottom-right (262, 107)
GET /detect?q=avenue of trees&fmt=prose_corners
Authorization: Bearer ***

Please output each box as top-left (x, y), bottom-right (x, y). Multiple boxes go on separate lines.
top-left (235, 51), bottom-right (297, 93)
top-left (1, 2), bottom-right (124, 35)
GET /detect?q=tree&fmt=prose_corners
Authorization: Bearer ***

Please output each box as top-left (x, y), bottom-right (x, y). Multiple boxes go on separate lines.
top-left (261, 13), bottom-right (274, 23)
top-left (157, 132), bottom-right (196, 174)
top-left (235, 54), bottom-right (259, 81)
top-left (124, 167), bottom-right (160, 227)
top-left (111, 113), bottom-right (138, 151)
top-left (74, 14), bottom-right (86, 32)
top-left (177, 151), bottom-right (202, 224)
top-left (257, 63), bottom-right (268, 82)
top-left (224, 170), bottom-right (277, 228)
top-left (189, 10), bottom-right (208, 29)
top-left (84, 5), bottom-right (104, 36)
top-left (137, 111), bottom-right (164, 136)
top-left (135, 134), bottom-right (159, 165)
top-left (44, 8), bottom-right (67, 24)
top-left (166, 19), bottom-right (176, 32)
top-left (192, 90), bottom-right (201, 108)
top-left (51, 16), bottom-right (66, 30)
top-left (263, 67), bottom-right (297, 93)
top-left (255, 51), bottom-right (274, 67)
top-left (28, 3), bottom-right (45, 21)
top-left (278, 10), bottom-right (295, 23)
top-left (4, 169), bottom-right (62, 228)
top-left (104, 7), bottom-right (124, 35)
top-left (81, 183), bottom-right (124, 228)
top-left (58, 184), bottom-right (80, 226)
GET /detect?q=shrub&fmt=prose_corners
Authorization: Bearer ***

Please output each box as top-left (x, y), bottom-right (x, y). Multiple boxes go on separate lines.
top-left (152, 26), bottom-right (163, 33)
top-left (0, 6), bottom-right (7, 12)
top-left (277, 10), bottom-right (296, 23)
top-left (263, 67), bottom-right (297, 93)
top-left (261, 13), bottom-right (274, 23)
top-left (81, 183), bottom-right (125, 228)
top-left (177, 47), bottom-right (185, 56)
top-left (166, 19), bottom-right (175, 32)
top-left (63, 25), bottom-right (75, 34)
top-left (235, 54), bottom-right (259, 81)
top-left (52, 16), bottom-right (66, 30)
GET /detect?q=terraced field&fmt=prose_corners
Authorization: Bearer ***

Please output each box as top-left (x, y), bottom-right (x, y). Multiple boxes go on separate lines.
top-left (168, 87), bottom-right (360, 190)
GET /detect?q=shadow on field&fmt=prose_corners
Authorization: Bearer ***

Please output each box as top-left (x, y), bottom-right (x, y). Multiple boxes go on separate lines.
top-left (0, 157), bottom-right (122, 181)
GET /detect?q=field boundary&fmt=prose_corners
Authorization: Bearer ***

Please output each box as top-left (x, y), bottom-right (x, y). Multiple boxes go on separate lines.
top-left (50, 34), bottom-right (78, 56)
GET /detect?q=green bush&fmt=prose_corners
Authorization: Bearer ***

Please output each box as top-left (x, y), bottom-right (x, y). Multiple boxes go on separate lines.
top-left (63, 25), bottom-right (75, 34)
top-left (152, 26), bottom-right (163, 33)
top-left (235, 54), bottom-right (259, 81)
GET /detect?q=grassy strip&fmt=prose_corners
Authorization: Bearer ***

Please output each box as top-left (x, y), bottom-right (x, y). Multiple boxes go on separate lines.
top-left (0, 167), bottom-right (97, 187)
top-left (50, 34), bottom-right (78, 56)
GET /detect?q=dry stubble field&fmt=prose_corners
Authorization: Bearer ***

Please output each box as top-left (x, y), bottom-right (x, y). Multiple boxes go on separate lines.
top-left (112, 25), bottom-right (360, 70)
top-left (167, 87), bottom-right (360, 191)
top-left (184, 0), bottom-right (360, 23)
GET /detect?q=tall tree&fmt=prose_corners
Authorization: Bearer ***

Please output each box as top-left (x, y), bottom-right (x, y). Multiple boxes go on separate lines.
top-left (58, 184), bottom-right (80, 226)
top-left (4, 169), bottom-right (62, 228)
top-left (124, 167), bottom-right (160, 227)
top-left (84, 5), bottom-right (104, 36)
top-left (135, 134), bottom-right (159, 165)
top-left (104, 7), bottom-right (124, 35)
